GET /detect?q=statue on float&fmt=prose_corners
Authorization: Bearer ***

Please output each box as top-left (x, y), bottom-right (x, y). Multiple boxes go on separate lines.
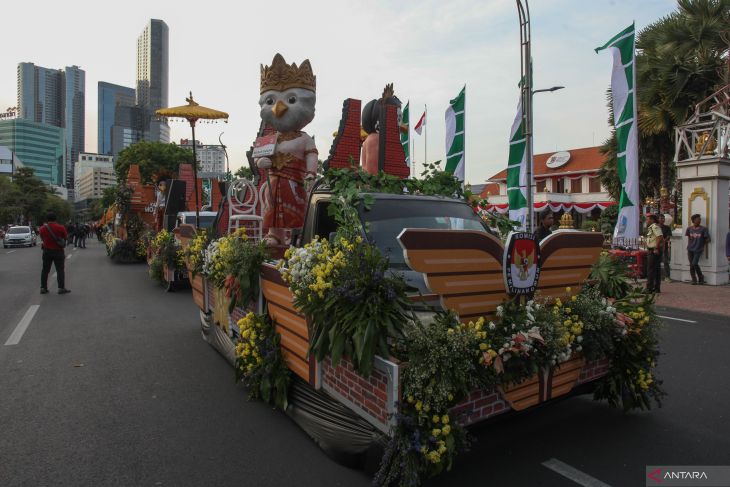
top-left (361, 85), bottom-right (405, 175)
top-left (255, 54), bottom-right (318, 246)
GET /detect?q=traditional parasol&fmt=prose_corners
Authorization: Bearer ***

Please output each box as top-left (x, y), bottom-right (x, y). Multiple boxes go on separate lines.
top-left (156, 92), bottom-right (229, 228)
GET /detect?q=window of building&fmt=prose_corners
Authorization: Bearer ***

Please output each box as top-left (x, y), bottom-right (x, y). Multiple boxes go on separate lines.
top-left (535, 179), bottom-right (547, 192)
top-left (556, 178), bottom-right (566, 193)
top-left (589, 176), bottom-right (602, 193)
top-left (570, 178), bottom-right (583, 193)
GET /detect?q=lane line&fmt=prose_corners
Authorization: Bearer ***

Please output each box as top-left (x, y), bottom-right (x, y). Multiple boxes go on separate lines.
top-left (7, 250), bottom-right (16, 254)
top-left (4, 305), bottom-right (40, 346)
top-left (66, 254), bottom-right (72, 260)
top-left (542, 458), bottom-right (612, 487)
top-left (658, 315), bottom-right (697, 323)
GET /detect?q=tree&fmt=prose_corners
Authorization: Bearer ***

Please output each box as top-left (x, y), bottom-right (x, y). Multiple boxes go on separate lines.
top-left (234, 165), bottom-right (253, 180)
top-left (0, 175), bottom-right (22, 224)
top-left (101, 185), bottom-right (117, 209)
top-left (13, 167), bottom-right (52, 225)
top-left (115, 141), bottom-right (195, 184)
top-left (600, 0), bottom-right (730, 207)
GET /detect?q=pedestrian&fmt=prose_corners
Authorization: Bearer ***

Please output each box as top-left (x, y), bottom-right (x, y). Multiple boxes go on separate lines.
top-left (78, 224), bottom-right (87, 248)
top-left (644, 213), bottom-right (664, 294)
top-left (659, 214), bottom-right (672, 282)
top-left (534, 210), bottom-right (554, 242)
top-left (39, 211), bottom-right (71, 295)
top-left (685, 214), bottom-right (710, 285)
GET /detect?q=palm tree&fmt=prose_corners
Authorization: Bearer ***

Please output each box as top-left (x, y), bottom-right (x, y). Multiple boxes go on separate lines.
top-left (600, 0), bottom-right (730, 210)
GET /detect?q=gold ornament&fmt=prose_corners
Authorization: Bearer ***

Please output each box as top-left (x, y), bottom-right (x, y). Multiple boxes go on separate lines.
top-left (559, 212), bottom-right (574, 229)
top-left (260, 53), bottom-right (316, 94)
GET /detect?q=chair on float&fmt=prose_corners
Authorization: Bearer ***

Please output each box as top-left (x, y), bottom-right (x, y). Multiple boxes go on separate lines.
top-left (227, 178), bottom-right (263, 241)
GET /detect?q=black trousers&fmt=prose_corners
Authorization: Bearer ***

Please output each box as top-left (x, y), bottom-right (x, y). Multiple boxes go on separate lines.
top-left (41, 248), bottom-right (65, 289)
top-left (646, 250), bottom-right (661, 292)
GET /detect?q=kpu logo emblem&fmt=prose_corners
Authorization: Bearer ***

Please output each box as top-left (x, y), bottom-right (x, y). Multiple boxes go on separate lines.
top-left (647, 468), bottom-right (662, 483)
top-left (503, 232), bottom-right (541, 296)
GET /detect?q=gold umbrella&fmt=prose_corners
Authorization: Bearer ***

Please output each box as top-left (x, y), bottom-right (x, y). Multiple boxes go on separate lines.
top-left (156, 92), bottom-right (229, 228)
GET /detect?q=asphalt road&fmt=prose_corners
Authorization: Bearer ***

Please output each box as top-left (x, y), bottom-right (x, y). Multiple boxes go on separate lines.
top-left (1, 241), bottom-right (728, 487)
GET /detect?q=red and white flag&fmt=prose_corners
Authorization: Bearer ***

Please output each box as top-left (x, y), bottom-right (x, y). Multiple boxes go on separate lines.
top-left (414, 111), bottom-right (426, 135)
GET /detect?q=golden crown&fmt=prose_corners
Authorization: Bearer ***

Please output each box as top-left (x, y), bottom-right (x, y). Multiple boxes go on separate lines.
top-left (260, 53), bottom-right (316, 94)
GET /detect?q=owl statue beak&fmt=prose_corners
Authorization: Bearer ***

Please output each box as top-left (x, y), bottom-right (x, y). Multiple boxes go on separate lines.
top-left (272, 100), bottom-right (288, 118)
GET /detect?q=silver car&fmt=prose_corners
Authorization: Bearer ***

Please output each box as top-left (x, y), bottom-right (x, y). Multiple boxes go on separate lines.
top-left (3, 226), bottom-right (37, 248)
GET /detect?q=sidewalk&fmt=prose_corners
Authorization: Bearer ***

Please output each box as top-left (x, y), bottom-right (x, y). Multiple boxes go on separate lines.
top-left (653, 279), bottom-right (730, 318)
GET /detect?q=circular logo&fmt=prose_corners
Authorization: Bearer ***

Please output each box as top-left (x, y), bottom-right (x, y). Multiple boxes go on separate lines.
top-left (546, 151), bottom-right (571, 169)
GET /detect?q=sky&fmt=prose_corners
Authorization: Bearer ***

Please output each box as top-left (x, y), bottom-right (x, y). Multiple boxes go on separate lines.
top-left (0, 0), bottom-right (676, 185)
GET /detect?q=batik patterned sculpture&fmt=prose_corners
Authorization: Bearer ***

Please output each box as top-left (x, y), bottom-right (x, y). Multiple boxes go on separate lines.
top-left (255, 54), bottom-right (318, 245)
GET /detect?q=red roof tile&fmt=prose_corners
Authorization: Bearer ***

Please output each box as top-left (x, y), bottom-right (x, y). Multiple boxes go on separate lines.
top-left (479, 183), bottom-right (501, 198)
top-left (488, 146), bottom-right (605, 182)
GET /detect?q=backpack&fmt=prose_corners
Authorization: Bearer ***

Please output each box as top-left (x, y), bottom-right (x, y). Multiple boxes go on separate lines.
top-left (44, 223), bottom-right (67, 248)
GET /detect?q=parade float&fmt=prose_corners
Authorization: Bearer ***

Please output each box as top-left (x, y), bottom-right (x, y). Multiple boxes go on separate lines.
top-left (175, 54), bottom-right (664, 486)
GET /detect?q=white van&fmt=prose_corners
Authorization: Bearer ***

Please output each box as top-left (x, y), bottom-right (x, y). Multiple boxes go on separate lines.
top-left (175, 211), bottom-right (218, 229)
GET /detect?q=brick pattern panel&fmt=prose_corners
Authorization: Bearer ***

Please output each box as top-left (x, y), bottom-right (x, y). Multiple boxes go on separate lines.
top-left (324, 98), bottom-right (362, 171)
top-left (380, 104), bottom-right (409, 178)
top-left (450, 388), bottom-right (509, 427)
top-left (206, 279), bottom-right (216, 312)
top-left (322, 356), bottom-right (390, 428)
top-left (577, 358), bottom-right (610, 384)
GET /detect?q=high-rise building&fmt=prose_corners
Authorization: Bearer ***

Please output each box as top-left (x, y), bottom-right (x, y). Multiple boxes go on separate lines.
top-left (98, 82), bottom-right (135, 155)
top-left (16, 62), bottom-right (85, 191)
top-left (0, 119), bottom-right (65, 185)
top-left (179, 139), bottom-right (226, 175)
top-left (136, 19), bottom-right (169, 143)
top-left (74, 152), bottom-right (115, 202)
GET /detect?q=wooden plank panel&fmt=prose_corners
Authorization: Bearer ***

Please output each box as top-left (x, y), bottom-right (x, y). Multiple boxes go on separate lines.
top-left (262, 280), bottom-right (298, 313)
top-left (538, 270), bottom-right (590, 285)
top-left (276, 325), bottom-right (309, 361)
top-left (281, 348), bottom-right (310, 382)
top-left (426, 273), bottom-right (505, 295)
top-left (541, 248), bottom-right (602, 269)
top-left (443, 292), bottom-right (508, 317)
top-left (268, 304), bottom-right (308, 340)
top-left (406, 249), bottom-right (501, 274)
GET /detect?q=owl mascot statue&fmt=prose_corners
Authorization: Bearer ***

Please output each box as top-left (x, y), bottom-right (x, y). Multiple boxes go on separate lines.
top-left (256, 54), bottom-right (318, 246)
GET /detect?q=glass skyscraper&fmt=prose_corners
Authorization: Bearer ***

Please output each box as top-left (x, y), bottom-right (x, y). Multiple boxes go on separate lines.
top-left (16, 62), bottom-right (85, 190)
top-left (136, 19), bottom-right (169, 143)
top-left (0, 119), bottom-right (65, 186)
top-left (98, 81), bottom-right (135, 155)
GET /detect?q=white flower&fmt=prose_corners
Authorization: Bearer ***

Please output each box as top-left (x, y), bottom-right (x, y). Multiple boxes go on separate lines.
top-left (489, 322), bottom-right (496, 330)
top-left (576, 336), bottom-right (583, 343)
top-left (496, 306), bottom-right (504, 317)
top-left (576, 345), bottom-right (583, 352)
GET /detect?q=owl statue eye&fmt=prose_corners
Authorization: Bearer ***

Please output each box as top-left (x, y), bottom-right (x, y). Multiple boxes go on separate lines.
top-left (265, 97), bottom-right (274, 105)
top-left (288, 95), bottom-right (297, 104)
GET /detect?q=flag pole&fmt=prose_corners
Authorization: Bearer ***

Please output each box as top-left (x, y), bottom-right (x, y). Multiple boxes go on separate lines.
top-left (463, 85), bottom-right (466, 187)
top-left (424, 104), bottom-right (428, 171)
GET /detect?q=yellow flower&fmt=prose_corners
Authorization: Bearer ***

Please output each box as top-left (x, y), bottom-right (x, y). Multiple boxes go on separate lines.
top-left (415, 401), bottom-right (422, 411)
top-left (479, 342), bottom-right (488, 351)
top-left (442, 424), bottom-right (451, 435)
top-left (407, 395), bottom-right (414, 404)
top-left (565, 286), bottom-right (572, 293)
top-left (432, 415), bottom-right (440, 423)
top-left (447, 393), bottom-right (454, 401)
top-left (432, 428), bottom-right (441, 437)
top-left (571, 295), bottom-right (577, 302)
top-left (442, 415), bottom-right (449, 424)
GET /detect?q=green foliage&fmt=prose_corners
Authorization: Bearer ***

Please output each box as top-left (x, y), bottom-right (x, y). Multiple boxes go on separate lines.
top-left (234, 312), bottom-right (291, 410)
top-left (0, 168), bottom-right (72, 225)
top-left (149, 255), bottom-right (164, 282)
top-left (281, 237), bottom-right (410, 377)
top-left (590, 289), bottom-right (666, 411)
top-left (233, 165), bottom-right (254, 180)
top-left (115, 140), bottom-right (195, 184)
top-left (376, 312), bottom-right (484, 487)
top-left (589, 252), bottom-right (632, 299)
top-left (101, 185), bottom-right (117, 209)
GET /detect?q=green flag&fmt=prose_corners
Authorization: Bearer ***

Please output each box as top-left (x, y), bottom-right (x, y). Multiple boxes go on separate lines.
top-left (400, 101), bottom-right (410, 168)
top-left (445, 86), bottom-right (465, 182)
top-left (596, 23), bottom-right (639, 240)
top-left (506, 95), bottom-right (528, 229)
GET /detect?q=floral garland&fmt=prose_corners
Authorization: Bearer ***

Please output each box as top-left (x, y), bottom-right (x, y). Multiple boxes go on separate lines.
top-left (203, 229), bottom-right (268, 310)
top-left (180, 230), bottom-right (212, 277)
top-left (278, 235), bottom-right (410, 377)
top-left (376, 285), bottom-right (665, 486)
top-left (234, 312), bottom-right (290, 410)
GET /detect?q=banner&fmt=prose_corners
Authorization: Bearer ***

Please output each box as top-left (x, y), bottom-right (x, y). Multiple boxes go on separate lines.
top-left (400, 101), bottom-right (410, 167)
top-left (506, 96), bottom-right (528, 229)
top-left (596, 23), bottom-right (639, 240)
top-left (444, 86), bottom-right (465, 182)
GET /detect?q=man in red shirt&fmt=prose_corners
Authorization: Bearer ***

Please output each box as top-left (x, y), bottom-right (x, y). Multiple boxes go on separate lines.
top-left (38, 212), bottom-right (71, 294)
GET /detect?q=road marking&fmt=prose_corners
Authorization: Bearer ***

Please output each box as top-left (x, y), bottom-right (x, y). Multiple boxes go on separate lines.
top-left (67, 254), bottom-right (72, 260)
top-left (4, 305), bottom-right (40, 346)
top-left (7, 250), bottom-right (16, 254)
top-left (658, 315), bottom-right (697, 323)
top-left (542, 458), bottom-right (612, 487)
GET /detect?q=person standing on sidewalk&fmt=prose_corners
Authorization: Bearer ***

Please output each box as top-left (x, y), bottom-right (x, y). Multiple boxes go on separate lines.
top-left (645, 213), bottom-right (664, 294)
top-left (38, 212), bottom-right (71, 295)
top-left (685, 214), bottom-right (710, 285)
top-left (659, 214), bottom-right (672, 282)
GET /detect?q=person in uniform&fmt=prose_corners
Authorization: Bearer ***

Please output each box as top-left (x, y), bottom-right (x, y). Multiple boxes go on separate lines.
top-left (645, 213), bottom-right (664, 293)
